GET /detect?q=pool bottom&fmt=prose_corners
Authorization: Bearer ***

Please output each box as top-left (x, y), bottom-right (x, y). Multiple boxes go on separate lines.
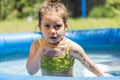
top-left (0, 49), bottom-right (120, 77)
top-left (0, 58), bottom-right (120, 77)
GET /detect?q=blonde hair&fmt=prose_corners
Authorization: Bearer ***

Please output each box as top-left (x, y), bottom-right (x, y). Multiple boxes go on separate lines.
top-left (38, 0), bottom-right (68, 26)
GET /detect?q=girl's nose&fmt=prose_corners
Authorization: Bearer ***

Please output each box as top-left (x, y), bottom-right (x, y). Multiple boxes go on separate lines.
top-left (50, 28), bottom-right (56, 35)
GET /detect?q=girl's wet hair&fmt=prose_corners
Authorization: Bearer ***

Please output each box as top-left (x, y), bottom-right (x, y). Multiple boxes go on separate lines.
top-left (48, 0), bottom-right (60, 3)
top-left (38, 0), bottom-right (68, 26)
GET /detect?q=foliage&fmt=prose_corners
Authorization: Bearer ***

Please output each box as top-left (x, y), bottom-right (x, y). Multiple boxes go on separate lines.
top-left (0, 0), bottom-right (15, 20)
top-left (106, 0), bottom-right (120, 10)
top-left (0, 0), bottom-right (43, 20)
top-left (1, 0), bottom-right (120, 20)
top-left (89, 6), bottom-right (116, 18)
top-left (89, 0), bottom-right (120, 18)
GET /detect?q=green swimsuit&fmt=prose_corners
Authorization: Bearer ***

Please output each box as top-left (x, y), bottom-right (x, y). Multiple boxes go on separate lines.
top-left (39, 39), bottom-right (75, 73)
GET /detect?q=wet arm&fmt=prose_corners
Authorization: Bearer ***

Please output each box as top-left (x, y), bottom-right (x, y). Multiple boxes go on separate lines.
top-left (26, 42), bottom-right (43, 75)
top-left (71, 46), bottom-right (105, 77)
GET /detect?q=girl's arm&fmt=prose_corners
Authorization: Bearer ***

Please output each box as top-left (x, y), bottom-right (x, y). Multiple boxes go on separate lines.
top-left (70, 43), bottom-right (105, 77)
top-left (26, 40), bottom-right (43, 75)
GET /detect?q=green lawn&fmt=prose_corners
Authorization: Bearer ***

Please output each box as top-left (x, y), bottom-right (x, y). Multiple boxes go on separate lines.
top-left (0, 17), bottom-right (120, 33)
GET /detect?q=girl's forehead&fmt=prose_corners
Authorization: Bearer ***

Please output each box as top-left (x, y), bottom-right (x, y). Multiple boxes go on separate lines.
top-left (42, 14), bottom-right (63, 22)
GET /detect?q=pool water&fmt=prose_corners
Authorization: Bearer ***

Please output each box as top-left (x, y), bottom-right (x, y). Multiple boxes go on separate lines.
top-left (0, 49), bottom-right (120, 77)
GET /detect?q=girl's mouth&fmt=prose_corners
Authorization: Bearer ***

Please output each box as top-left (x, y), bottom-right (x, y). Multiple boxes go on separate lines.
top-left (50, 37), bottom-right (57, 39)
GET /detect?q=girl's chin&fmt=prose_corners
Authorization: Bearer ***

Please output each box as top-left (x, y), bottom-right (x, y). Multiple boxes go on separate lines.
top-left (48, 40), bottom-right (60, 44)
top-left (49, 41), bottom-right (58, 44)
top-left (47, 37), bottom-right (62, 44)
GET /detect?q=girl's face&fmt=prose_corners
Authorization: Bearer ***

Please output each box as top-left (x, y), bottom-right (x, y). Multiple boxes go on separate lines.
top-left (39, 14), bottom-right (67, 44)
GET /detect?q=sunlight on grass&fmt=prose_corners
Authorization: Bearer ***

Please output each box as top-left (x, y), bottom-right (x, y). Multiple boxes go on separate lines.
top-left (68, 17), bottom-right (120, 30)
top-left (0, 17), bottom-right (120, 33)
top-left (0, 18), bottom-right (38, 33)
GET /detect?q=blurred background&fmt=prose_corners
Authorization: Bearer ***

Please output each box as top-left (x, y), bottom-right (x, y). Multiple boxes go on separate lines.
top-left (0, 0), bottom-right (120, 33)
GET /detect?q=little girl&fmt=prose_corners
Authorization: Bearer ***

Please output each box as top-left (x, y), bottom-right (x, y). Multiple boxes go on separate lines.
top-left (26, 0), bottom-right (105, 77)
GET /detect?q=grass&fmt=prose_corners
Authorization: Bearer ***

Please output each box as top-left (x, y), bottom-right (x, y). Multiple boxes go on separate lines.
top-left (0, 19), bottom-right (38, 33)
top-left (68, 17), bottom-right (120, 30)
top-left (0, 17), bottom-right (120, 33)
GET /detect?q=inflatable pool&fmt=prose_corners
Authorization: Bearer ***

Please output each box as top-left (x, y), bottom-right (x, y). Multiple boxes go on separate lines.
top-left (0, 28), bottom-right (120, 80)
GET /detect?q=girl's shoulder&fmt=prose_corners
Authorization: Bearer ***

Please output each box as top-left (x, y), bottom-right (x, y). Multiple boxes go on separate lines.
top-left (31, 38), bottom-right (42, 48)
top-left (65, 38), bottom-right (86, 58)
top-left (65, 37), bottom-right (80, 47)
top-left (65, 37), bottom-right (83, 51)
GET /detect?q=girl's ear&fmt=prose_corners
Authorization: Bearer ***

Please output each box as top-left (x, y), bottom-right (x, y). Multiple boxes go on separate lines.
top-left (64, 23), bottom-right (68, 31)
top-left (38, 26), bottom-right (41, 31)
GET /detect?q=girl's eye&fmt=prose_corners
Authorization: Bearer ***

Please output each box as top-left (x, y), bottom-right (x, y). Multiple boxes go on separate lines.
top-left (44, 24), bottom-right (50, 28)
top-left (54, 24), bottom-right (62, 29)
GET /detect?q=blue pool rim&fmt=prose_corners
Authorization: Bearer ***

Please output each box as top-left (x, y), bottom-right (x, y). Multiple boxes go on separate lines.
top-left (0, 73), bottom-right (120, 80)
top-left (0, 28), bottom-right (120, 79)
